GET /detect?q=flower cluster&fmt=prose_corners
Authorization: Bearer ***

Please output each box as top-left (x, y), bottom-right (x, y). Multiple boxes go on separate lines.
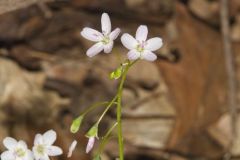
top-left (81, 13), bottom-right (163, 61)
top-left (1, 130), bottom-right (63, 160)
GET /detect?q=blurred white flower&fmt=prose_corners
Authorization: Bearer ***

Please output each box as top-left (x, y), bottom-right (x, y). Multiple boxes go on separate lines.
top-left (1, 137), bottom-right (33, 160)
top-left (32, 130), bottom-right (63, 160)
top-left (121, 25), bottom-right (163, 61)
top-left (67, 140), bottom-right (77, 158)
top-left (86, 137), bottom-right (95, 154)
top-left (81, 13), bottom-right (121, 57)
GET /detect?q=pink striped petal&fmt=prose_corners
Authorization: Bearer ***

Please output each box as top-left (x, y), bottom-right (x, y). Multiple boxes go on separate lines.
top-left (136, 25), bottom-right (148, 41)
top-left (101, 13), bottom-right (111, 35)
top-left (81, 27), bottom-right (103, 42)
top-left (86, 43), bottom-right (104, 57)
top-left (127, 50), bottom-right (140, 61)
top-left (146, 37), bottom-right (163, 51)
top-left (142, 50), bottom-right (157, 61)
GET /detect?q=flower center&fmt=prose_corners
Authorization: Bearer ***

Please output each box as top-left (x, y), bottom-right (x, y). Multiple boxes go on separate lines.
top-left (15, 148), bottom-right (25, 157)
top-left (101, 36), bottom-right (110, 45)
top-left (136, 41), bottom-right (146, 53)
top-left (36, 145), bottom-right (45, 155)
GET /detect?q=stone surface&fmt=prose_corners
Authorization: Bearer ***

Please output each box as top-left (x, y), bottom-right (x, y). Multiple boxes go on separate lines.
top-left (0, 0), bottom-right (51, 15)
top-left (122, 85), bottom-right (175, 118)
top-left (189, 0), bottom-right (219, 26)
top-left (0, 58), bottom-right (69, 125)
top-left (208, 113), bottom-right (240, 156)
top-left (122, 118), bottom-right (174, 149)
top-left (127, 61), bottom-right (161, 89)
top-left (231, 14), bottom-right (240, 42)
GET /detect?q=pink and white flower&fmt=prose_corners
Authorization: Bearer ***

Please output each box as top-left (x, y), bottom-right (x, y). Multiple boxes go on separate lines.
top-left (81, 13), bottom-right (121, 57)
top-left (1, 137), bottom-right (33, 160)
top-left (86, 137), bottom-right (95, 154)
top-left (121, 25), bottom-right (163, 61)
top-left (32, 130), bottom-right (63, 160)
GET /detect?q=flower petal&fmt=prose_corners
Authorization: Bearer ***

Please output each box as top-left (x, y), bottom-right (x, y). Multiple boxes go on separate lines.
top-left (18, 140), bottom-right (28, 150)
top-left (109, 28), bottom-right (121, 40)
top-left (142, 50), bottom-right (157, 61)
top-left (86, 42), bottom-right (104, 57)
top-left (3, 137), bottom-right (17, 150)
top-left (23, 150), bottom-right (34, 160)
top-left (43, 130), bottom-right (56, 146)
top-left (127, 50), bottom-right (140, 61)
top-left (101, 13), bottom-right (111, 35)
top-left (136, 25), bottom-right (148, 41)
top-left (81, 27), bottom-right (103, 42)
top-left (41, 155), bottom-right (50, 160)
top-left (32, 146), bottom-right (45, 160)
top-left (34, 134), bottom-right (43, 145)
top-left (121, 33), bottom-right (137, 50)
top-left (104, 41), bottom-right (113, 53)
top-left (67, 140), bottom-right (77, 158)
top-left (146, 37), bottom-right (163, 51)
top-left (47, 146), bottom-right (63, 156)
top-left (34, 153), bottom-right (49, 160)
top-left (1, 151), bottom-right (15, 160)
top-left (86, 137), bottom-right (95, 153)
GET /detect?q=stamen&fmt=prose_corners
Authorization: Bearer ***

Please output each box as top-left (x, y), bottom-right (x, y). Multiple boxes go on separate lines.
top-left (101, 36), bottom-right (110, 45)
top-left (37, 145), bottom-right (45, 155)
top-left (15, 148), bottom-right (25, 157)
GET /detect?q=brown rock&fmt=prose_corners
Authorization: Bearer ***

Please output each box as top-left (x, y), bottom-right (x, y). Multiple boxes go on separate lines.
top-left (127, 61), bottom-right (161, 89)
top-left (0, 0), bottom-right (51, 15)
top-left (0, 58), bottom-right (69, 125)
top-left (122, 118), bottom-right (174, 149)
top-left (122, 85), bottom-right (175, 118)
top-left (189, 0), bottom-right (220, 26)
top-left (231, 14), bottom-right (240, 42)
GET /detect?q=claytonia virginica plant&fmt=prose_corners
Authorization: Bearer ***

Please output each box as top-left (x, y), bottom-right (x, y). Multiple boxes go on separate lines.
top-left (0, 12), bottom-right (163, 160)
top-left (72, 12), bottom-right (163, 160)
top-left (1, 130), bottom-right (63, 160)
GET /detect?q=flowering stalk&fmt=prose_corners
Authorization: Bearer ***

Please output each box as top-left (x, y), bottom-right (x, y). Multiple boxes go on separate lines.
top-left (76, 12), bottom-right (163, 160)
top-left (115, 60), bottom-right (137, 160)
top-left (96, 96), bottom-right (118, 125)
top-left (116, 62), bottom-right (129, 160)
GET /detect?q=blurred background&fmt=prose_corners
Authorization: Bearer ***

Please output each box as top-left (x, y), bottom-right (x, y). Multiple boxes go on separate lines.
top-left (0, 0), bottom-right (240, 159)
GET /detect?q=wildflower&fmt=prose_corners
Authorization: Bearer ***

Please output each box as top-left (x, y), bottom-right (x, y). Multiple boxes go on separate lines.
top-left (32, 130), bottom-right (63, 160)
top-left (81, 13), bottom-right (121, 57)
top-left (85, 124), bottom-right (98, 153)
top-left (1, 137), bottom-right (33, 160)
top-left (121, 25), bottom-right (163, 61)
top-left (67, 140), bottom-right (77, 158)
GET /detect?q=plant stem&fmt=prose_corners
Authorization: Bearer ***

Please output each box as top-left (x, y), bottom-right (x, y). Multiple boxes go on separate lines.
top-left (96, 96), bottom-right (118, 125)
top-left (81, 101), bottom-right (117, 117)
top-left (97, 122), bottom-right (118, 155)
top-left (116, 62), bottom-right (131, 160)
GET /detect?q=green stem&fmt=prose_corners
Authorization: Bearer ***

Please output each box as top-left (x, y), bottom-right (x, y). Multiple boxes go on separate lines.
top-left (96, 96), bottom-right (118, 125)
top-left (82, 102), bottom-right (111, 116)
top-left (116, 61), bottom-right (132, 160)
top-left (97, 122), bottom-right (118, 155)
